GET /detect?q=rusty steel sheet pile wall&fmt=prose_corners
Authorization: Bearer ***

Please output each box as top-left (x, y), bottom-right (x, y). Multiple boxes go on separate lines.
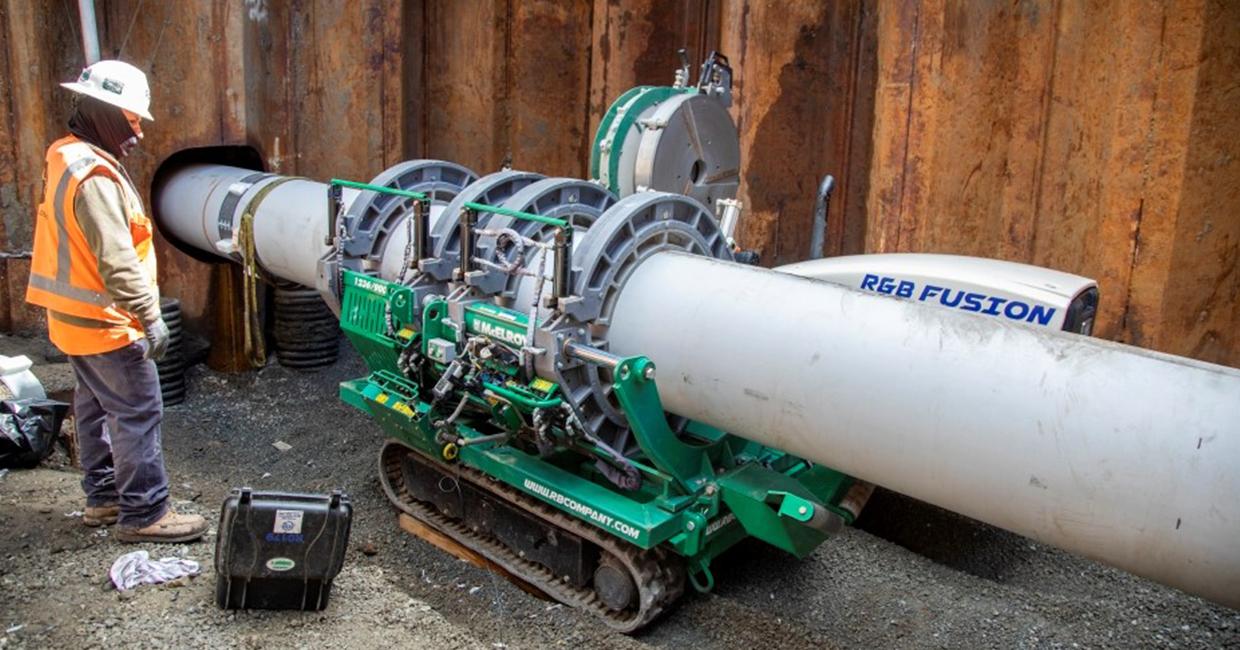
top-left (1, 0), bottom-right (1237, 366)
top-left (721, 0), bottom-right (876, 263)
top-left (868, 0), bottom-right (1240, 366)
top-left (0, 0), bottom-right (85, 333)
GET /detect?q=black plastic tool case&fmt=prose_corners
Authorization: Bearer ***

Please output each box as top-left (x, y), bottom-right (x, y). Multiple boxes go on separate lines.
top-left (215, 488), bottom-right (352, 610)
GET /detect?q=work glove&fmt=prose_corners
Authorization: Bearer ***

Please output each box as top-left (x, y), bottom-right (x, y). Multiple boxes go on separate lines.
top-left (142, 318), bottom-right (171, 362)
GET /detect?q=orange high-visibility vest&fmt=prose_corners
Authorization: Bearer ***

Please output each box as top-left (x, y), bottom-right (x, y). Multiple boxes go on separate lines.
top-left (25, 135), bottom-right (158, 356)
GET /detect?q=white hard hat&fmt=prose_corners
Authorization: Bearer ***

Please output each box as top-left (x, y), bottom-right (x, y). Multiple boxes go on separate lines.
top-left (61, 60), bottom-right (153, 121)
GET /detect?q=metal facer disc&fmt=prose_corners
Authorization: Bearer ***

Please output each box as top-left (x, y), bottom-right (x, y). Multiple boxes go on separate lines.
top-left (633, 93), bottom-right (739, 209)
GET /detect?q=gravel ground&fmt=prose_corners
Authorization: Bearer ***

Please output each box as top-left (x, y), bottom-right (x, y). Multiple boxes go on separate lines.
top-left (0, 340), bottom-right (1237, 648)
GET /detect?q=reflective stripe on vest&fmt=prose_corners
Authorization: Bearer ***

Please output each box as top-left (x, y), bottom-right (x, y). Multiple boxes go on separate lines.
top-left (48, 309), bottom-right (118, 329)
top-left (55, 157), bottom-right (96, 284)
top-left (27, 273), bottom-right (113, 307)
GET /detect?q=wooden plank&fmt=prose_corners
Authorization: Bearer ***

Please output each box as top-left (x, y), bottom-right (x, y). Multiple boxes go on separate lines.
top-left (1146, 0), bottom-right (1238, 365)
top-left (424, 0), bottom-right (508, 174)
top-left (397, 513), bottom-right (553, 601)
top-left (508, 0), bottom-right (593, 177)
top-left (288, 0), bottom-right (389, 180)
top-left (864, 0), bottom-right (918, 254)
top-left (426, 0), bottom-right (596, 177)
top-left (385, 0), bottom-right (423, 165)
top-left (721, 0), bottom-right (870, 265)
top-left (862, 0), bottom-right (1239, 365)
top-left (1116, 1), bottom-right (1205, 352)
top-left (869, 0), bottom-right (1064, 257)
top-left (871, 0), bottom-right (1063, 258)
top-left (0, 0), bottom-right (17, 253)
top-left (205, 264), bottom-right (251, 373)
top-left (5, 258), bottom-right (44, 334)
top-left (890, 0), bottom-right (943, 256)
top-left (242, 0), bottom-right (295, 174)
top-left (1031, 2), bottom-right (1174, 343)
top-left (0, 260), bottom-right (10, 333)
top-left (862, 2), bottom-right (1179, 356)
top-left (1, 0), bottom-right (81, 255)
top-left (1, 0), bottom-right (83, 333)
top-left (902, 0), bottom-right (1059, 261)
top-left (838, 1), bottom-right (878, 257)
top-left (0, 2), bottom-right (19, 332)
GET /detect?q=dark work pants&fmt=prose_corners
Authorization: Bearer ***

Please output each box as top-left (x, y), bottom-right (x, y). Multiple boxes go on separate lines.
top-left (68, 339), bottom-right (169, 528)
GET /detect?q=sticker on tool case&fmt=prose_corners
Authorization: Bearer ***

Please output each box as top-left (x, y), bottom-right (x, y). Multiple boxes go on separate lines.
top-left (266, 557), bottom-right (295, 572)
top-left (273, 509), bottom-right (304, 534)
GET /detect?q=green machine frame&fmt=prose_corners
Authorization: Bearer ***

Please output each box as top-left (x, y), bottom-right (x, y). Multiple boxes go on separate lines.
top-left (332, 180), bottom-right (859, 588)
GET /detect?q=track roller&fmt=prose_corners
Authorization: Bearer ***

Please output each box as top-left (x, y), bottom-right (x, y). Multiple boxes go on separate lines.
top-left (379, 440), bottom-right (685, 632)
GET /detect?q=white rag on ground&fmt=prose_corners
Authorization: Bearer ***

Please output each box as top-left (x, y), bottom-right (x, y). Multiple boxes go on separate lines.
top-left (109, 550), bottom-right (201, 591)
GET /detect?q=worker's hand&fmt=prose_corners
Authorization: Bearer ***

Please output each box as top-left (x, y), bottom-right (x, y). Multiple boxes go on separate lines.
top-left (142, 318), bottom-right (171, 362)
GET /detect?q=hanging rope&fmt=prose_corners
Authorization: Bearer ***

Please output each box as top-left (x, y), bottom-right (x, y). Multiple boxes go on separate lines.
top-left (234, 178), bottom-right (302, 368)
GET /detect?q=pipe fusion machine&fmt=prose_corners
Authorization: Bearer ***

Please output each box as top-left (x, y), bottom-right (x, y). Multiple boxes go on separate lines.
top-left (156, 54), bottom-right (1240, 630)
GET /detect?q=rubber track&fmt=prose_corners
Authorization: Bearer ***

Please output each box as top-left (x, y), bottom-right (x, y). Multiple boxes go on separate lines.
top-left (379, 440), bottom-right (685, 633)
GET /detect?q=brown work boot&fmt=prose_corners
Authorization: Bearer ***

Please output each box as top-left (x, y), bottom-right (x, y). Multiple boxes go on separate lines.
top-left (116, 510), bottom-right (208, 543)
top-left (83, 503), bottom-right (119, 527)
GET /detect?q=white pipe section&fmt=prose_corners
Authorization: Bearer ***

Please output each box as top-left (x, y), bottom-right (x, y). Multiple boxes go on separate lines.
top-left (155, 164), bottom-right (1240, 607)
top-left (155, 164), bottom-right (240, 257)
top-left (156, 164), bottom-right (358, 289)
top-left (251, 181), bottom-right (346, 288)
top-left (377, 204), bottom-right (448, 280)
top-left (77, 0), bottom-right (101, 65)
top-left (608, 251), bottom-right (1240, 608)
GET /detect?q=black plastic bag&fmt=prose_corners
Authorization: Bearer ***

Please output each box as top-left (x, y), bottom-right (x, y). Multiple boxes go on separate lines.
top-left (0, 398), bottom-right (70, 469)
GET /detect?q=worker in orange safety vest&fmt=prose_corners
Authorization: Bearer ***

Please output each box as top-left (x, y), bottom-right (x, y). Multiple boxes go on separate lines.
top-left (25, 60), bottom-right (206, 543)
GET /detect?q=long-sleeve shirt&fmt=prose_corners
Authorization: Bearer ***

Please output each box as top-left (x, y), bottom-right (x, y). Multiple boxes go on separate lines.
top-left (73, 175), bottom-right (161, 325)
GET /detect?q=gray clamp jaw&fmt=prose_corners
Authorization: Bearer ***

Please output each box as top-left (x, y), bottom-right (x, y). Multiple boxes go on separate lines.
top-left (435, 188), bottom-right (734, 490)
top-left (315, 160), bottom-right (479, 313)
top-left (696, 51), bottom-right (733, 108)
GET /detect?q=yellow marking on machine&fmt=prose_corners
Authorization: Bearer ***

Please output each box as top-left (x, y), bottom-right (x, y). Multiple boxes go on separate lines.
top-left (530, 377), bottom-right (555, 393)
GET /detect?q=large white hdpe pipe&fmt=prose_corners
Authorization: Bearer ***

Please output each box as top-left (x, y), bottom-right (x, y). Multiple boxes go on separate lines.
top-left (157, 164), bottom-right (367, 289)
top-left (608, 252), bottom-right (1240, 609)
top-left (158, 164), bottom-right (452, 290)
top-left (156, 164), bottom-right (1240, 609)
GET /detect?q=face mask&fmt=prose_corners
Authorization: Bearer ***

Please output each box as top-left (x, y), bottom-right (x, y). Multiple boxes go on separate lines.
top-left (67, 95), bottom-right (141, 158)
